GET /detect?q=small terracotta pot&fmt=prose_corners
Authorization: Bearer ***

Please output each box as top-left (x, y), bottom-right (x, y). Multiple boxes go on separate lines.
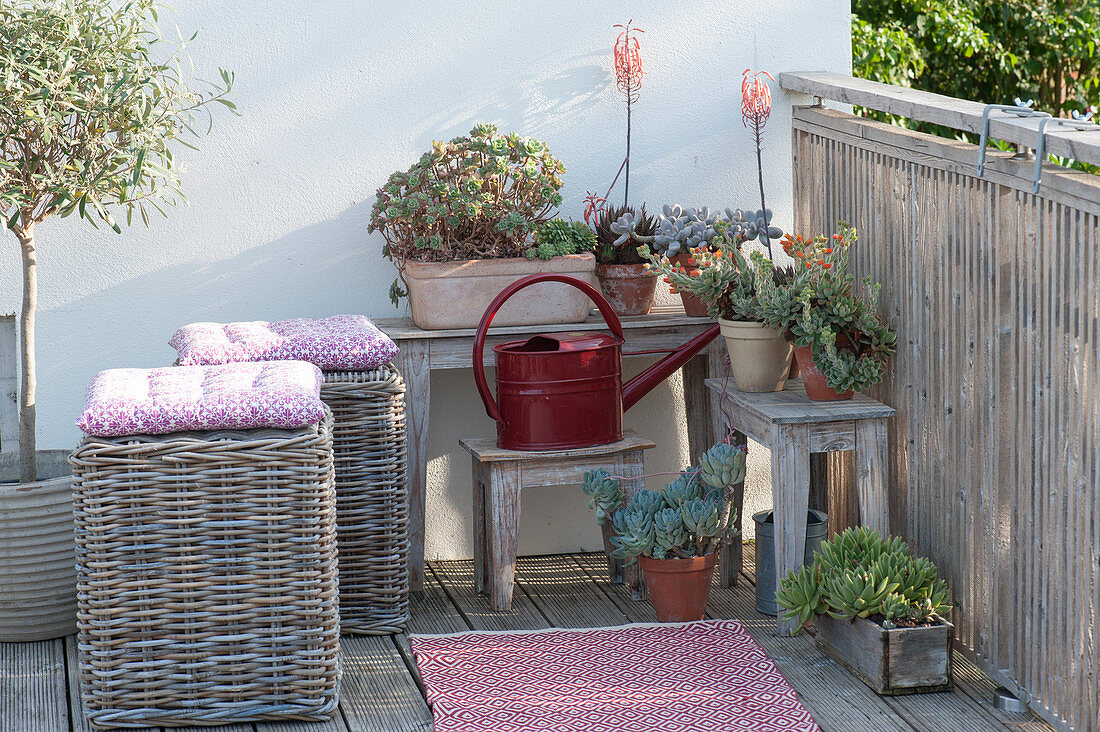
top-left (717, 318), bottom-right (793, 392)
top-left (792, 344), bottom-right (855, 401)
top-left (637, 553), bottom-right (719, 622)
top-left (668, 253), bottom-right (709, 317)
top-left (596, 263), bottom-right (658, 316)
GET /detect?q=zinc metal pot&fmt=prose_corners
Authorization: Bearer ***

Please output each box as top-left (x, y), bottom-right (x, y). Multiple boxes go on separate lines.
top-left (717, 318), bottom-right (794, 392)
top-left (637, 553), bottom-right (718, 622)
top-left (753, 509), bottom-right (828, 616)
top-left (402, 252), bottom-right (597, 330)
top-left (0, 450), bottom-right (77, 641)
top-left (595, 263), bottom-right (658, 316)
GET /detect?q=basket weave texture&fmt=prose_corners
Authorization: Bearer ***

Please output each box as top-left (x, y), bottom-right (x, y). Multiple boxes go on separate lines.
top-left (70, 411), bottom-right (340, 729)
top-left (321, 365), bottom-right (410, 634)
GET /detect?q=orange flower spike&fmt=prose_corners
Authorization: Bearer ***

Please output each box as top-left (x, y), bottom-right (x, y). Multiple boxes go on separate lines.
top-left (822, 263), bottom-right (833, 269)
top-left (824, 248), bottom-right (833, 254)
top-left (805, 261), bottom-right (812, 269)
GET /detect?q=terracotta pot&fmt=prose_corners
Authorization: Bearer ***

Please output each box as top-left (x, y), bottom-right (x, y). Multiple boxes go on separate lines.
top-left (596, 263), bottom-right (658, 316)
top-left (792, 344), bottom-right (855, 401)
top-left (717, 318), bottom-right (793, 392)
top-left (668, 252), bottom-right (709, 317)
top-left (0, 450), bottom-right (77, 642)
top-left (402, 252), bottom-right (597, 329)
top-left (637, 553), bottom-right (718, 622)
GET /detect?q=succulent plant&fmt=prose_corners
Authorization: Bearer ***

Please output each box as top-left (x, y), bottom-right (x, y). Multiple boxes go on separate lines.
top-left (527, 218), bottom-right (596, 260)
top-left (582, 468), bottom-right (623, 526)
top-left (594, 204), bottom-right (655, 264)
top-left (584, 442), bottom-right (746, 564)
top-left (697, 442), bottom-right (747, 490)
top-left (369, 123), bottom-right (566, 304)
top-left (756, 226), bottom-right (897, 394)
top-left (776, 527), bottom-right (952, 634)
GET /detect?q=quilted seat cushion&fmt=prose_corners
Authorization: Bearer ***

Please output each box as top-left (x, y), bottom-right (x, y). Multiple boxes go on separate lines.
top-left (169, 314), bottom-right (399, 371)
top-left (76, 361), bottom-right (326, 437)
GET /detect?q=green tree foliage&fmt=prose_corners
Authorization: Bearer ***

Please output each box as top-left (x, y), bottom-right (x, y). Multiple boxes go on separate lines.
top-left (853, 0), bottom-right (1100, 115)
top-left (0, 0), bottom-right (234, 481)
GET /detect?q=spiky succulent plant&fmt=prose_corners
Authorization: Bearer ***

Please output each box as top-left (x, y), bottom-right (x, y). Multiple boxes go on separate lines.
top-left (775, 527), bottom-right (952, 633)
top-left (595, 204), bottom-right (655, 264)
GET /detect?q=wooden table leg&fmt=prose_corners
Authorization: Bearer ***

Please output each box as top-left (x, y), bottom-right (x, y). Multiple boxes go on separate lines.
top-left (617, 449), bottom-right (646, 599)
top-left (395, 339), bottom-right (430, 592)
top-left (472, 461), bottom-right (489, 595)
top-left (718, 429), bottom-right (747, 587)
top-left (771, 423), bottom-right (811, 636)
top-left (488, 461), bottom-right (522, 611)
top-left (683, 352), bottom-right (711, 465)
top-left (854, 418), bottom-right (890, 535)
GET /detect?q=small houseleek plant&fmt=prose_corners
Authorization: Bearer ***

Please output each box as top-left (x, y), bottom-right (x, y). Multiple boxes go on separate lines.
top-left (775, 527), bottom-right (952, 633)
top-left (756, 226), bottom-right (898, 394)
top-left (526, 218), bottom-right (595, 260)
top-left (591, 204), bottom-right (655, 264)
top-left (582, 442), bottom-right (746, 562)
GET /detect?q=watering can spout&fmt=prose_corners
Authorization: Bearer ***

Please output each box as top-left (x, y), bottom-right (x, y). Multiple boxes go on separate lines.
top-left (621, 324), bottom-right (721, 412)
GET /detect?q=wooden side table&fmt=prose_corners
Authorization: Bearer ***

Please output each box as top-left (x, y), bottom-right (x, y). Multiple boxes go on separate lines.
top-left (381, 306), bottom-right (724, 591)
top-left (705, 378), bottom-right (897, 636)
top-left (460, 431), bottom-right (656, 611)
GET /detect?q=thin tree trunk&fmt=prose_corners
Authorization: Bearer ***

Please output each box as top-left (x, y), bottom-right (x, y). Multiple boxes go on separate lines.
top-left (17, 226), bottom-right (37, 483)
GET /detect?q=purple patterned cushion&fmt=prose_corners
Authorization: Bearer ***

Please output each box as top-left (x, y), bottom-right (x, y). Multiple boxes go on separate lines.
top-left (76, 362), bottom-right (326, 437)
top-left (169, 314), bottom-right (399, 371)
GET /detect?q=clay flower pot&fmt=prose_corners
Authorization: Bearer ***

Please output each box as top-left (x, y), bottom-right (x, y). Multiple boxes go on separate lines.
top-left (717, 318), bottom-right (793, 392)
top-left (637, 553), bottom-right (718, 622)
top-left (792, 344), bottom-right (855, 401)
top-left (596, 263), bottom-right (658, 316)
top-left (668, 252), bottom-right (709, 317)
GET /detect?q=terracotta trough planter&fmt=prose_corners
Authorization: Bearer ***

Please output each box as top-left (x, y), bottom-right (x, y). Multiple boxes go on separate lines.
top-left (403, 253), bottom-right (597, 329)
top-left (596, 263), bottom-right (657, 316)
top-left (637, 553), bottom-right (718, 622)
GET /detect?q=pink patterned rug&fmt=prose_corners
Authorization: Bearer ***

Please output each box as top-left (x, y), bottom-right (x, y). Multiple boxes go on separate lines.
top-left (410, 619), bottom-right (820, 732)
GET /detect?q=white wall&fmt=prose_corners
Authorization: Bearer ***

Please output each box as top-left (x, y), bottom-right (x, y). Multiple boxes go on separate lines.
top-left (0, 0), bottom-right (851, 558)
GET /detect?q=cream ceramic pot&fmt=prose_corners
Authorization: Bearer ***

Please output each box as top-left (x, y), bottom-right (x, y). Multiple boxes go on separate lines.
top-left (717, 318), bottom-right (793, 392)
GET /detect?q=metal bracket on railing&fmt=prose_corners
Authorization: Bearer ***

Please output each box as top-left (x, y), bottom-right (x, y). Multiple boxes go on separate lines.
top-left (977, 99), bottom-right (1051, 177)
top-left (1031, 111), bottom-right (1100, 193)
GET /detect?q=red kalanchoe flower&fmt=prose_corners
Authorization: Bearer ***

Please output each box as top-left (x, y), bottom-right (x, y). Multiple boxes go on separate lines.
top-left (741, 69), bottom-right (774, 131)
top-left (614, 22), bottom-right (644, 102)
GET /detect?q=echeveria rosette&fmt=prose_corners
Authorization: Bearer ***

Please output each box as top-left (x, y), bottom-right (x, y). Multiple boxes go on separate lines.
top-left (581, 468), bottom-right (623, 527)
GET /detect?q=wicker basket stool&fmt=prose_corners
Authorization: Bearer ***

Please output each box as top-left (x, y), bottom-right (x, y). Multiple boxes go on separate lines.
top-left (70, 411), bottom-right (340, 729)
top-left (321, 365), bottom-right (409, 634)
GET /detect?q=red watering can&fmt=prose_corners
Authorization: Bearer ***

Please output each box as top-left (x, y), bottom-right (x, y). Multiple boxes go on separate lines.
top-left (473, 274), bottom-right (720, 451)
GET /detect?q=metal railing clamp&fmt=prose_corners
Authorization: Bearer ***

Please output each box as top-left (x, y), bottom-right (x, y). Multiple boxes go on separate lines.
top-left (1031, 111), bottom-right (1100, 193)
top-left (977, 99), bottom-right (1050, 177)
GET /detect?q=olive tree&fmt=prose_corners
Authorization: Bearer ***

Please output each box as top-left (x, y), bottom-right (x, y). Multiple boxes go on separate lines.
top-left (0, 0), bottom-right (235, 482)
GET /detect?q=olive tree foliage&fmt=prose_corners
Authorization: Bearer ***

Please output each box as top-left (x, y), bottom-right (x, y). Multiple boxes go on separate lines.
top-left (0, 0), bottom-right (234, 482)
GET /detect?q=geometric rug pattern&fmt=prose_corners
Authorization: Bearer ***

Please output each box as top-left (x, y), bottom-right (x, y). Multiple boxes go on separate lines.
top-left (411, 619), bottom-right (820, 732)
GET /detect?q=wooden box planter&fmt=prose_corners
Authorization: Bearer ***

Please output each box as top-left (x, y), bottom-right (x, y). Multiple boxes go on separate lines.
top-left (814, 613), bottom-right (954, 695)
top-left (403, 253), bottom-right (597, 329)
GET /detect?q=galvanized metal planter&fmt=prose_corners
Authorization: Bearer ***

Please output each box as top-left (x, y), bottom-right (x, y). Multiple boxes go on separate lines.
top-left (815, 613), bottom-right (954, 695)
top-left (0, 450), bottom-right (76, 642)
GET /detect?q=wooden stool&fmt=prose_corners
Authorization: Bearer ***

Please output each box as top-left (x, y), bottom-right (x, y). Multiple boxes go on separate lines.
top-left (460, 431), bottom-right (656, 611)
top-left (706, 378), bottom-right (896, 636)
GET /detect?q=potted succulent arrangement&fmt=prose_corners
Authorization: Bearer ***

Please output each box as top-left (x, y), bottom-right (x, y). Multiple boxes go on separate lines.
top-left (369, 123), bottom-right (597, 330)
top-left (756, 227), bottom-right (898, 400)
top-left (0, 0), bottom-right (233, 641)
top-left (642, 211), bottom-right (795, 391)
top-left (775, 527), bottom-right (954, 695)
top-left (586, 203), bottom-right (658, 316)
top-left (582, 442), bottom-right (745, 622)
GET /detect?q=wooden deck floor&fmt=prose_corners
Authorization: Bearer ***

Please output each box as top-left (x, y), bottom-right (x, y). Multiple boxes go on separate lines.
top-left (3, 546), bottom-right (1053, 732)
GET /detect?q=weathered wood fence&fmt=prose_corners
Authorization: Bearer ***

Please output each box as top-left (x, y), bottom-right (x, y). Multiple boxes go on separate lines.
top-left (782, 73), bottom-right (1099, 732)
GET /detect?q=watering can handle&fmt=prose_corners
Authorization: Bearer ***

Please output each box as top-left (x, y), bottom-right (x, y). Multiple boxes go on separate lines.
top-left (473, 273), bottom-right (625, 422)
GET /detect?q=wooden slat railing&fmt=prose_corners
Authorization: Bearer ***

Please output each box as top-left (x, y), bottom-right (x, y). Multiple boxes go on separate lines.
top-left (782, 77), bottom-right (1099, 732)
